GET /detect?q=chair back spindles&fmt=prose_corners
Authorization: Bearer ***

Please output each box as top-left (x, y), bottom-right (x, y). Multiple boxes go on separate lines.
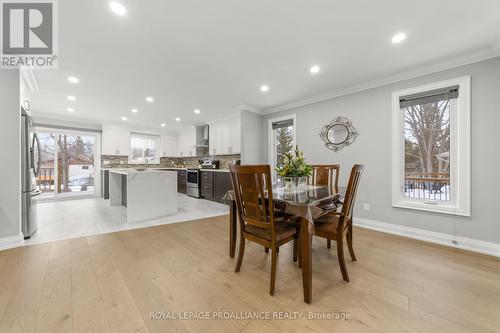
top-left (340, 164), bottom-right (364, 222)
top-left (310, 164), bottom-right (340, 193)
top-left (229, 165), bottom-right (275, 231)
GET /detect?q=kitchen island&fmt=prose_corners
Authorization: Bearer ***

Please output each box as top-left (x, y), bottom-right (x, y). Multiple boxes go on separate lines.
top-left (109, 169), bottom-right (178, 223)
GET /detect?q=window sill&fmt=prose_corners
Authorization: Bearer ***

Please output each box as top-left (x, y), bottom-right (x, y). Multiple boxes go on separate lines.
top-left (392, 200), bottom-right (470, 217)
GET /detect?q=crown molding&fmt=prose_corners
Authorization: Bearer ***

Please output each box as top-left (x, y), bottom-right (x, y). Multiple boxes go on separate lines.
top-left (20, 66), bottom-right (39, 92)
top-left (263, 47), bottom-right (500, 114)
top-left (238, 104), bottom-right (264, 115)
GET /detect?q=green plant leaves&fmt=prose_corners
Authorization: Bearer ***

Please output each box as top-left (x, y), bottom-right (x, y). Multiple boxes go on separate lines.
top-left (276, 145), bottom-right (312, 177)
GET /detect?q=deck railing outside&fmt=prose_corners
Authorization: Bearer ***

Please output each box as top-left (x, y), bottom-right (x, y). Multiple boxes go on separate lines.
top-left (404, 172), bottom-right (450, 201)
top-left (38, 168), bottom-right (54, 193)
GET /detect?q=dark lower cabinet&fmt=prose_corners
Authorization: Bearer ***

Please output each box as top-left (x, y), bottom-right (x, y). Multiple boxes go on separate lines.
top-left (200, 171), bottom-right (232, 204)
top-left (177, 170), bottom-right (187, 194)
top-left (214, 172), bottom-right (232, 204)
top-left (101, 170), bottom-right (109, 199)
top-left (200, 171), bottom-right (214, 199)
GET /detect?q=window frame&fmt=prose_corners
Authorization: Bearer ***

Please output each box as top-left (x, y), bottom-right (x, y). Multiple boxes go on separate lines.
top-left (391, 76), bottom-right (471, 216)
top-left (268, 114), bottom-right (297, 179)
top-left (129, 132), bottom-right (160, 165)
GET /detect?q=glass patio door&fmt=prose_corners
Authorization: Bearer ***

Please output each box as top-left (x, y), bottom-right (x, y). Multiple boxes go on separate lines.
top-left (38, 132), bottom-right (56, 199)
top-left (35, 129), bottom-right (98, 199)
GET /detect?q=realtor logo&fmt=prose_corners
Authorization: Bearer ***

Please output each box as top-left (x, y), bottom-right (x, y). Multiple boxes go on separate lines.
top-left (1, 0), bottom-right (58, 68)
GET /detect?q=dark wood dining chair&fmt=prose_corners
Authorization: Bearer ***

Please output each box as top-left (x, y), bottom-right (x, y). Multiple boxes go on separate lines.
top-left (229, 165), bottom-right (300, 295)
top-left (313, 164), bottom-right (364, 282)
top-left (310, 164), bottom-right (341, 248)
top-left (310, 164), bottom-right (340, 192)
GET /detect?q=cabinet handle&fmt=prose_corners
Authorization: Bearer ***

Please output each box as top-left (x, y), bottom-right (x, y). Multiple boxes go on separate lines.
top-left (228, 146), bottom-right (232, 154)
top-left (213, 148), bottom-right (216, 155)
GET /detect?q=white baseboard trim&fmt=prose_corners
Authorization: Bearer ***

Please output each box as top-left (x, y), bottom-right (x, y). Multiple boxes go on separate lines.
top-left (0, 234), bottom-right (24, 251)
top-left (353, 217), bottom-right (500, 258)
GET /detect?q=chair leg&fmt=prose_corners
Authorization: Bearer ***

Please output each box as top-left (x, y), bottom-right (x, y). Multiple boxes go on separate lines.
top-left (336, 234), bottom-right (349, 282)
top-left (270, 247), bottom-right (277, 295)
top-left (297, 238), bottom-right (302, 268)
top-left (265, 247), bottom-right (269, 253)
top-left (293, 238), bottom-right (298, 262)
top-left (327, 239), bottom-right (331, 249)
top-left (234, 235), bottom-right (246, 273)
top-left (347, 226), bottom-right (356, 261)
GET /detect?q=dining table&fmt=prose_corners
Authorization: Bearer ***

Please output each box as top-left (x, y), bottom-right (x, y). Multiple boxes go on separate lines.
top-left (224, 184), bottom-right (346, 304)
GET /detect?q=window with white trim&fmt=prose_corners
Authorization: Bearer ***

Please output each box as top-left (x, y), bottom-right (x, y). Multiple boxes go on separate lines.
top-left (268, 115), bottom-right (296, 178)
top-left (392, 76), bottom-right (470, 216)
top-left (129, 133), bottom-right (160, 164)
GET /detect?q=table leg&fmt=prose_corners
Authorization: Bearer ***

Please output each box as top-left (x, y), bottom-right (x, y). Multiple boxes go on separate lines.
top-left (229, 200), bottom-right (237, 258)
top-left (300, 216), bottom-right (312, 304)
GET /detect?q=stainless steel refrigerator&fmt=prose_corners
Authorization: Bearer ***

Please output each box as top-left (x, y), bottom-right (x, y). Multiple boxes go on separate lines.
top-left (21, 108), bottom-right (41, 239)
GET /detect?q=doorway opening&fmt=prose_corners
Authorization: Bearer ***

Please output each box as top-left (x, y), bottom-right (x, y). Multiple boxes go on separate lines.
top-left (36, 129), bottom-right (100, 200)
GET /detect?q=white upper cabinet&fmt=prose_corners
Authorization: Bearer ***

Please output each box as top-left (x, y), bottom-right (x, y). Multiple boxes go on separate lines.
top-left (102, 126), bottom-right (130, 156)
top-left (230, 114), bottom-right (241, 154)
top-left (176, 126), bottom-right (197, 157)
top-left (209, 113), bottom-right (241, 155)
top-left (161, 135), bottom-right (177, 157)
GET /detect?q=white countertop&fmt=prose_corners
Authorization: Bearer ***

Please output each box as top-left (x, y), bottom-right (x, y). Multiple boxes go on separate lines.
top-left (108, 169), bottom-right (178, 175)
top-left (104, 167), bottom-right (230, 173)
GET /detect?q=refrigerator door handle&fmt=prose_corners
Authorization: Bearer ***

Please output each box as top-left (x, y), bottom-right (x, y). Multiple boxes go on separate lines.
top-left (32, 132), bottom-right (41, 177)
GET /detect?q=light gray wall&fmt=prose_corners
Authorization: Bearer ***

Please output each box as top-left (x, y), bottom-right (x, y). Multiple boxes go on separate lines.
top-left (0, 70), bottom-right (21, 239)
top-left (263, 57), bottom-right (500, 244)
top-left (241, 110), bottom-right (266, 164)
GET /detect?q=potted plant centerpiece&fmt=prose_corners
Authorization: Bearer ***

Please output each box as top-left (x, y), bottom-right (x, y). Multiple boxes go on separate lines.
top-left (276, 146), bottom-right (312, 192)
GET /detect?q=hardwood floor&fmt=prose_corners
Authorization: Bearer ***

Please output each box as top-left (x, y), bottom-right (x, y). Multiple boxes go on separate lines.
top-left (1, 215), bottom-right (499, 332)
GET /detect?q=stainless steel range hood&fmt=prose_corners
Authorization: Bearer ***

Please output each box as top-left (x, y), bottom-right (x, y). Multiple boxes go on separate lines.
top-left (194, 125), bottom-right (209, 148)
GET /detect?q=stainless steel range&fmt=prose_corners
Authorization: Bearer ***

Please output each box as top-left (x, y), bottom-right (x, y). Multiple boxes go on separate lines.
top-left (186, 168), bottom-right (201, 198)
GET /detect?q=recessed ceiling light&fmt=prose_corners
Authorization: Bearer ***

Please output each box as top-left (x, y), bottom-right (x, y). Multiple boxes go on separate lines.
top-left (161, 123), bottom-right (166, 127)
top-left (175, 117), bottom-right (181, 122)
top-left (121, 116), bottom-right (127, 121)
top-left (131, 108), bottom-right (138, 113)
top-left (260, 85), bottom-right (269, 92)
top-left (146, 96), bottom-right (154, 103)
top-left (67, 95), bottom-right (76, 101)
top-left (391, 32), bottom-right (407, 44)
top-left (67, 76), bottom-right (79, 84)
top-left (194, 109), bottom-right (201, 114)
top-left (109, 1), bottom-right (127, 16)
top-left (67, 107), bottom-right (74, 112)
top-left (310, 65), bottom-right (320, 74)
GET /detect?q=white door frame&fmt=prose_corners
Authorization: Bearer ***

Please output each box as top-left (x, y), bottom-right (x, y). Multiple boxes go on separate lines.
top-left (34, 127), bottom-right (101, 201)
top-left (267, 114), bottom-right (296, 181)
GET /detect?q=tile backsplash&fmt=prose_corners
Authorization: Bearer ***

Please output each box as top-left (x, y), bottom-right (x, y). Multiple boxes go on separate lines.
top-left (101, 154), bottom-right (241, 169)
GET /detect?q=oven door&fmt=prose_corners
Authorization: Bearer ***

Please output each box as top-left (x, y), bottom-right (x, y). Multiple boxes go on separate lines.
top-left (186, 170), bottom-right (201, 198)
top-left (187, 170), bottom-right (199, 185)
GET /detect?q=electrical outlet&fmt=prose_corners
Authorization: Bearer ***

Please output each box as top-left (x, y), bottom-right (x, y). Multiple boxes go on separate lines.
top-left (363, 203), bottom-right (370, 212)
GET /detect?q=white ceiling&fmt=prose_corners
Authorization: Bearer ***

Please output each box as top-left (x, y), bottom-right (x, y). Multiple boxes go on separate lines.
top-left (30, 0), bottom-right (500, 129)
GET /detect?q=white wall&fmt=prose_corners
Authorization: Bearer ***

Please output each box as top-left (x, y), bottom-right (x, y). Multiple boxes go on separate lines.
top-left (0, 70), bottom-right (21, 239)
top-left (241, 110), bottom-right (265, 164)
top-left (263, 57), bottom-right (500, 245)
